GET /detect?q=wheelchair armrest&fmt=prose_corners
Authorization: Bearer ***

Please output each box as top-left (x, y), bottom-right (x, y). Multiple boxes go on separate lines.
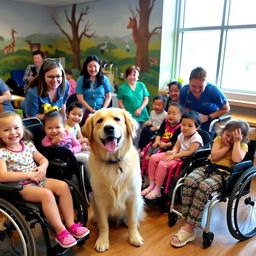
top-left (181, 148), bottom-right (211, 162)
top-left (230, 160), bottom-right (253, 173)
top-left (49, 159), bottom-right (68, 168)
top-left (0, 182), bottom-right (23, 192)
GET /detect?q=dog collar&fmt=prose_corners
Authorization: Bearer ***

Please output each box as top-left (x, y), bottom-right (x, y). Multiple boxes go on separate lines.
top-left (107, 158), bottom-right (123, 172)
top-left (108, 158), bottom-right (121, 164)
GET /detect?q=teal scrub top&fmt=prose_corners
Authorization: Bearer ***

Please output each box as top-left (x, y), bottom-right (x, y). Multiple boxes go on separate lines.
top-left (117, 81), bottom-right (150, 122)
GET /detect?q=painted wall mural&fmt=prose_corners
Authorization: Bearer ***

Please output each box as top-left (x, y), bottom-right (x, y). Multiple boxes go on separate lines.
top-left (0, 0), bottom-right (163, 99)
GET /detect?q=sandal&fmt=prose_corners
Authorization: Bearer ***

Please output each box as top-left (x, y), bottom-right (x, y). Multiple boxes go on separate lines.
top-left (170, 227), bottom-right (196, 247)
top-left (144, 190), bottom-right (161, 200)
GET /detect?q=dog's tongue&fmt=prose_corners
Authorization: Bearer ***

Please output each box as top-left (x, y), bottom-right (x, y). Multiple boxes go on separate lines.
top-left (105, 138), bottom-right (117, 152)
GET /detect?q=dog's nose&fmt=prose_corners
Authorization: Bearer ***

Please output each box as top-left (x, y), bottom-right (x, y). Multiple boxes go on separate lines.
top-left (104, 125), bottom-right (114, 135)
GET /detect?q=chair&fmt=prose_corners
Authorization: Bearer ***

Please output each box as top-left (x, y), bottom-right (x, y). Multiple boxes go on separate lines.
top-left (10, 70), bottom-right (25, 88)
top-left (168, 139), bottom-right (256, 248)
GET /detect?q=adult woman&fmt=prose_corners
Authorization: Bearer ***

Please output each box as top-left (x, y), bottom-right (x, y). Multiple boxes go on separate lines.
top-left (117, 66), bottom-right (150, 125)
top-left (0, 78), bottom-right (14, 112)
top-left (179, 67), bottom-right (230, 130)
top-left (76, 55), bottom-right (112, 116)
top-left (24, 59), bottom-right (69, 120)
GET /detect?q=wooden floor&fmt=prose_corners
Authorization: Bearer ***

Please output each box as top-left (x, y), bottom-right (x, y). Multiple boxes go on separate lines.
top-left (63, 201), bottom-right (256, 256)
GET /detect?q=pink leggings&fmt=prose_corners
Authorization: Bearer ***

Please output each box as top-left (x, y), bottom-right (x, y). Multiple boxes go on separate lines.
top-left (147, 152), bottom-right (181, 186)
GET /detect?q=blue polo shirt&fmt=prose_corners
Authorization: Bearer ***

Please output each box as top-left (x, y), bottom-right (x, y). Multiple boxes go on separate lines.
top-left (0, 79), bottom-right (14, 111)
top-left (180, 83), bottom-right (228, 130)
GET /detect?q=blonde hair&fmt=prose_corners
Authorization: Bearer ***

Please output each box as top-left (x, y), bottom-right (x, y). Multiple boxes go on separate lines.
top-left (0, 111), bottom-right (32, 147)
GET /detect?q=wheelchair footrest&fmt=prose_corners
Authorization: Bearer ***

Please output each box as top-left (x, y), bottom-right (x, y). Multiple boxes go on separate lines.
top-left (50, 234), bottom-right (89, 255)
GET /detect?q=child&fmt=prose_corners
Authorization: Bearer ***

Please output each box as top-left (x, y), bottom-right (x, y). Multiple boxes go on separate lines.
top-left (145, 103), bottom-right (183, 159)
top-left (142, 110), bottom-right (203, 200)
top-left (66, 69), bottom-right (77, 97)
top-left (138, 95), bottom-right (167, 153)
top-left (42, 111), bottom-right (81, 153)
top-left (65, 101), bottom-right (90, 152)
top-left (42, 111), bottom-right (89, 169)
top-left (170, 119), bottom-right (249, 248)
top-left (0, 111), bottom-right (90, 248)
top-left (165, 81), bottom-right (182, 111)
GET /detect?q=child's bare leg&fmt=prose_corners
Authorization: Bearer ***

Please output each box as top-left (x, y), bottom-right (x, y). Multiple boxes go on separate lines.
top-left (44, 178), bottom-right (74, 228)
top-left (20, 186), bottom-right (66, 234)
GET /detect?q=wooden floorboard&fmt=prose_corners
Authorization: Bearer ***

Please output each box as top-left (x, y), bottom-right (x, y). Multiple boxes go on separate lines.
top-left (69, 201), bottom-right (256, 256)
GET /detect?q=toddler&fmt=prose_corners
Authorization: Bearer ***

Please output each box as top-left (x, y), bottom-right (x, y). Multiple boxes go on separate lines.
top-left (171, 119), bottom-right (249, 247)
top-left (145, 103), bottom-right (183, 159)
top-left (42, 111), bottom-right (81, 153)
top-left (66, 69), bottom-right (77, 97)
top-left (0, 111), bottom-right (89, 248)
top-left (138, 95), bottom-right (167, 152)
top-left (142, 110), bottom-right (203, 200)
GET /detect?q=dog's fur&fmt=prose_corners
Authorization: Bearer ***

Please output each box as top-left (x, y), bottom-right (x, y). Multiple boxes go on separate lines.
top-left (82, 108), bottom-right (144, 252)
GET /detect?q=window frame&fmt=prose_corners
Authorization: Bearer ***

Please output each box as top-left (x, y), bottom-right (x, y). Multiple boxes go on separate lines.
top-left (173, 0), bottom-right (256, 102)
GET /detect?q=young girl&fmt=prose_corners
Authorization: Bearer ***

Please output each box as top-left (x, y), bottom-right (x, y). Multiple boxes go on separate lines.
top-left (42, 111), bottom-right (81, 153)
top-left (65, 101), bottom-right (90, 152)
top-left (165, 81), bottom-right (182, 111)
top-left (65, 69), bottom-right (77, 97)
top-left (144, 103), bottom-right (183, 159)
top-left (142, 110), bottom-right (203, 200)
top-left (171, 119), bottom-right (249, 248)
top-left (138, 95), bottom-right (167, 153)
top-left (0, 111), bottom-right (89, 248)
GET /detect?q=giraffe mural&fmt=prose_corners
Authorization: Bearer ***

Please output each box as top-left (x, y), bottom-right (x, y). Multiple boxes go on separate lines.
top-left (3, 28), bottom-right (18, 54)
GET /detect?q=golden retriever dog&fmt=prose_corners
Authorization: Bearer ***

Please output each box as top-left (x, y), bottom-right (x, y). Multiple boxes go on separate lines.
top-left (82, 108), bottom-right (144, 252)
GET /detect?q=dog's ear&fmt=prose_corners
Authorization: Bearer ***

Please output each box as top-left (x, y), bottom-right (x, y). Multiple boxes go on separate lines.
top-left (82, 114), bottom-right (94, 141)
top-left (122, 109), bottom-right (138, 138)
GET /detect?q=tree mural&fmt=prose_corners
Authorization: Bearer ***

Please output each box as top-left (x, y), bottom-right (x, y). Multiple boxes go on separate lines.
top-left (127, 0), bottom-right (162, 72)
top-left (52, 4), bottom-right (95, 69)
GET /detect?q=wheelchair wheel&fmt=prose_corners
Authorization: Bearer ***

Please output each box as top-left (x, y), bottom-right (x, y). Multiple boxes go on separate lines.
top-left (203, 231), bottom-right (214, 248)
top-left (168, 212), bottom-right (178, 227)
top-left (0, 198), bottom-right (36, 256)
top-left (66, 180), bottom-right (88, 227)
top-left (227, 166), bottom-right (256, 240)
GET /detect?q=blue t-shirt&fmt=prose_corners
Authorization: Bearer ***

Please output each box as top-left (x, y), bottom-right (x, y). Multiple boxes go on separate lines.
top-left (24, 81), bottom-right (69, 116)
top-left (76, 75), bottom-right (112, 110)
top-left (180, 83), bottom-right (228, 130)
top-left (0, 78), bottom-right (14, 111)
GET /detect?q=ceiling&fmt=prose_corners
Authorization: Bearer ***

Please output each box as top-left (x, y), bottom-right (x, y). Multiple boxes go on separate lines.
top-left (12, 0), bottom-right (98, 8)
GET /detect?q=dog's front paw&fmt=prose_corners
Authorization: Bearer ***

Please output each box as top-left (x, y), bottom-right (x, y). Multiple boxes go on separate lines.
top-left (94, 236), bottom-right (109, 252)
top-left (129, 231), bottom-right (144, 247)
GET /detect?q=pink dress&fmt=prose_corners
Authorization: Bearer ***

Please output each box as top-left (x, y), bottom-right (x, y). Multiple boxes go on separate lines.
top-left (68, 79), bottom-right (77, 97)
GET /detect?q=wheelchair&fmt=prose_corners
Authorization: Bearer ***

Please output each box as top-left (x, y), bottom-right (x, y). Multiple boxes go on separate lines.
top-left (142, 128), bottom-right (211, 212)
top-left (142, 116), bottom-right (231, 212)
top-left (0, 117), bottom-right (90, 255)
top-left (168, 137), bottom-right (256, 248)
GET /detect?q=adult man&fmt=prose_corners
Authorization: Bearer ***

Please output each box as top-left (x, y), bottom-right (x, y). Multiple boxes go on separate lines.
top-left (23, 50), bottom-right (44, 86)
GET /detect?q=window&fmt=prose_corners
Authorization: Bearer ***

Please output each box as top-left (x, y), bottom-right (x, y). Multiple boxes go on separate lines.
top-left (176, 0), bottom-right (256, 95)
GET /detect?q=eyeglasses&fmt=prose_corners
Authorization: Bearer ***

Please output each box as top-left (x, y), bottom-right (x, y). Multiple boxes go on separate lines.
top-left (46, 75), bottom-right (63, 80)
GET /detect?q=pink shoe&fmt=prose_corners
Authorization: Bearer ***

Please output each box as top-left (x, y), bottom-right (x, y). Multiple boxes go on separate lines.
top-left (69, 222), bottom-right (90, 239)
top-left (55, 230), bottom-right (77, 248)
